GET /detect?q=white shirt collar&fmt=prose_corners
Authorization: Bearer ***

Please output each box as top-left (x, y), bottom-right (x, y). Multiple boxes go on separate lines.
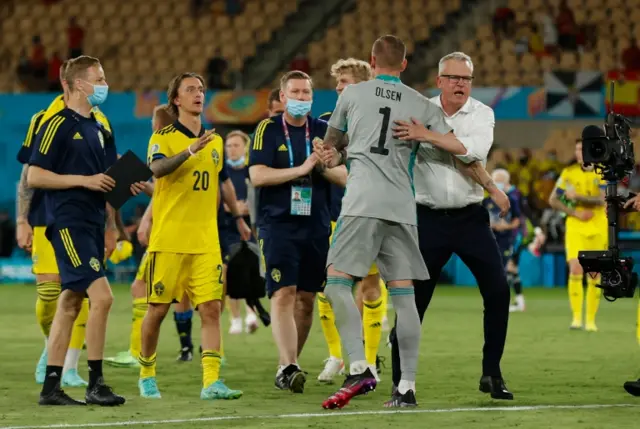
top-left (431, 94), bottom-right (473, 117)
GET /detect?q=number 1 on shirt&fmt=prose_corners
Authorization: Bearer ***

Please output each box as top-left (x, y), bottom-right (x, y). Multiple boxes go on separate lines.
top-left (370, 106), bottom-right (391, 156)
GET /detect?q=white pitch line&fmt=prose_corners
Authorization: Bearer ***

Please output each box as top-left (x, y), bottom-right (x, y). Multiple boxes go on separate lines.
top-left (1, 404), bottom-right (637, 429)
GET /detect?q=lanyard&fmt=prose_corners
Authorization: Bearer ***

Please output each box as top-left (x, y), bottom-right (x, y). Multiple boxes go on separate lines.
top-left (281, 116), bottom-right (310, 168)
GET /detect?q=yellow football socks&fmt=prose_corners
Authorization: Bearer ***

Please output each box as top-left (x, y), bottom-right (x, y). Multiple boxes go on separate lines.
top-left (585, 276), bottom-right (601, 331)
top-left (202, 350), bottom-right (222, 387)
top-left (130, 298), bottom-right (148, 358)
top-left (363, 295), bottom-right (385, 365)
top-left (35, 281), bottom-right (61, 337)
top-left (317, 293), bottom-right (342, 359)
top-left (568, 274), bottom-right (584, 326)
top-left (138, 352), bottom-right (157, 378)
top-left (68, 298), bottom-right (89, 350)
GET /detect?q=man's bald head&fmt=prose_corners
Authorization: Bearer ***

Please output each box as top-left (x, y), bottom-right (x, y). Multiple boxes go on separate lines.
top-left (371, 35), bottom-right (407, 71)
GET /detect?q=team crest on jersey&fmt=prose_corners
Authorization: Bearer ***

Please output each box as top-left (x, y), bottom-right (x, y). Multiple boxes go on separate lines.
top-left (271, 268), bottom-right (281, 283)
top-left (211, 149), bottom-right (220, 165)
top-left (154, 282), bottom-right (165, 296)
top-left (89, 257), bottom-right (101, 272)
top-left (97, 130), bottom-right (105, 148)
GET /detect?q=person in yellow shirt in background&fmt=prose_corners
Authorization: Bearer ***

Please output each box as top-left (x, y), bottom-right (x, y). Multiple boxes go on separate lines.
top-left (549, 140), bottom-right (607, 331)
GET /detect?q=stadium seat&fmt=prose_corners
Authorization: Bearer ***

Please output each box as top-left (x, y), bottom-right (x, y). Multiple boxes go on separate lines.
top-left (304, 0), bottom-right (464, 88)
top-left (0, 0), bottom-right (302, 90)
top-left (427, 0), bottom-right (634, 90)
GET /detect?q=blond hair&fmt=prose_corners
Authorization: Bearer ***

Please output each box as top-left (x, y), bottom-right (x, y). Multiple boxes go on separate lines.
top-left (59, 59), bottom-right (70, 81)
top-left (226, 130), bottom-right (250, 146)
top-left (152, 104), bottom-right (175, 130)
top-left (65, 55), bottom-right (101, 90)
top-left (279, 70), bottom-right (313, 91)
top-left (372, 35), bottom-right (406, 69)
top-left (167, 72), bottom-right (205, 117)
top-left (330, 58), bottom-right (372, 83)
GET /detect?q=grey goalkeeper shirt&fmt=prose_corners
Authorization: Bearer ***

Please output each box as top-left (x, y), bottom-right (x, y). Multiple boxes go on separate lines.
top-left (328, 75), bottom-right (451, 226)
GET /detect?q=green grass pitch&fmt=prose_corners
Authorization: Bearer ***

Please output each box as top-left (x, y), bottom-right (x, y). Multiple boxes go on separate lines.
top-left (0, 284), bottom-right (639, 428)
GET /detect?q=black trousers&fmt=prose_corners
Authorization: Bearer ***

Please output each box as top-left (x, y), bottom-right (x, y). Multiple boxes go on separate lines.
top-left (391, 203), bottom-right (510, 385)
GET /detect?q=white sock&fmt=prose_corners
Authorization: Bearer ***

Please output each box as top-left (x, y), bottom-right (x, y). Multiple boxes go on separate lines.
top-left (245, 312), bottom-right (257, 324)
top-left (63, 348), bottom-right (81, 374)
top-left (398, 379), bottom-right (416, 395)
top-left (349, 360), bottom-right (368, 375)
top-left (515, 295), bottom-right (525, 306)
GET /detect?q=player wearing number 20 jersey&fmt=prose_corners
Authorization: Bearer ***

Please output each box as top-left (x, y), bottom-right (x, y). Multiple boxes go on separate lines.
top-left (146, 121), bottom-right (227, 303)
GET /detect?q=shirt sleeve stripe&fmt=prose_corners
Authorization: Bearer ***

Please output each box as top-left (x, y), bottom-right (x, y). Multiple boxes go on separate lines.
top-left (23, 112), bottom-right (44, 148)
top-left (39, 116), bottom-right (65, 155)
top-left (151, 153), bottom-right (166, 161)
top-left (252, 120), bottom-right (269, 151)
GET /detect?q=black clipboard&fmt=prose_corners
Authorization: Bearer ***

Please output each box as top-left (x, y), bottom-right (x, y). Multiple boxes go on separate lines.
top-left (104, 150), bottom-right (153, 210)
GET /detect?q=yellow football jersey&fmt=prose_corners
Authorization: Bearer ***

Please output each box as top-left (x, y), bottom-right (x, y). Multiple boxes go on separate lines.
top-left (147, 121), bottom-right (225, 254)
top-left (556, 163), bottom-right (606, 236)
top-left (36, 94), bottom-right (112, 134)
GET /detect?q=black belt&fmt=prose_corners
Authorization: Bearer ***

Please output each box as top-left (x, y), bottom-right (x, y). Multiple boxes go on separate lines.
top-left (418, 203), bottom-right (482, 217)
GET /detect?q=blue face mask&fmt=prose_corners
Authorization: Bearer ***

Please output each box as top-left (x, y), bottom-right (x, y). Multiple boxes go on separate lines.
top-left (286, 98), bottom-right (312, 118)
top-left (496, 182), bottom-right (505, 191)
top-left (85, 83), bottom-right (109, 107)
top-left (226, 156), bottom-right (245, 168)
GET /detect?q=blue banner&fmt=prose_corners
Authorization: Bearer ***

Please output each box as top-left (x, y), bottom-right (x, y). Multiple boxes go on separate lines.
top-left (0, 87), bottom-right (605, 218)
top-left (0, 257), bottom-right (35, 283)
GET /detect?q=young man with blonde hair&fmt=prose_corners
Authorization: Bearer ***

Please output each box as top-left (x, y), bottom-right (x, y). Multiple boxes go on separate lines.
top-left (17, 60), bottom-right (113, 388)
top-left (29, 55), bottom-right (145, 405)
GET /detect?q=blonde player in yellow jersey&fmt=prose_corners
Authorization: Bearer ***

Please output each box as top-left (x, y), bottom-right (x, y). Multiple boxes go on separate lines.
top-left (314, 59), bottom-right (388, 383)
top-left (15, 61), bottom-right (113, 387)
top-left (549, 140), bottom-right (607, 331)
top-left (138, 72), bottom-right (251, 400)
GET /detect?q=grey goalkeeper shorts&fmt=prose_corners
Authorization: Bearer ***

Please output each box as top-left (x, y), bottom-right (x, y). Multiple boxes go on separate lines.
top-left (326, 215), bottom-right (429, 282)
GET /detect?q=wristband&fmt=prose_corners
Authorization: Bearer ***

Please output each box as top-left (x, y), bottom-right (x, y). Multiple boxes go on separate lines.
top-left (233, 214), bottom-right (243, 220)
top-left (187, 145), bottom-right (195, 156)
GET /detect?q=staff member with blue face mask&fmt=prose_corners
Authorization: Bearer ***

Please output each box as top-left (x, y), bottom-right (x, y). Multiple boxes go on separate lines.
top-left (249, 71), bottom-right (331, 394)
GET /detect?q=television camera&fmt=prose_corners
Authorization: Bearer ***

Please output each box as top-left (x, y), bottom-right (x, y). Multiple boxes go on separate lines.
top-left (578, 82), bottom-right (638, 301)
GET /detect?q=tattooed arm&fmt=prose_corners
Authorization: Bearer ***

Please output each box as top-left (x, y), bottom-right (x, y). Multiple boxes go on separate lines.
top-left (16, 165), bottom-right (34, 251)
top-left (150, 130), bottom-right (216, 178)
top-left (572, 191), bottom-right (605, 207)
top-left (17, 165), bottom-right (33, 225)
top-left (321, 126), bottom-right (348, 166)
top-left (150, 151), bottom-right (190, 178)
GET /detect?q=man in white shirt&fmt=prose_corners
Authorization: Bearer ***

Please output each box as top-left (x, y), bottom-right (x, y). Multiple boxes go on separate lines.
top-left (389, 52), bottom-right (513, 401)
